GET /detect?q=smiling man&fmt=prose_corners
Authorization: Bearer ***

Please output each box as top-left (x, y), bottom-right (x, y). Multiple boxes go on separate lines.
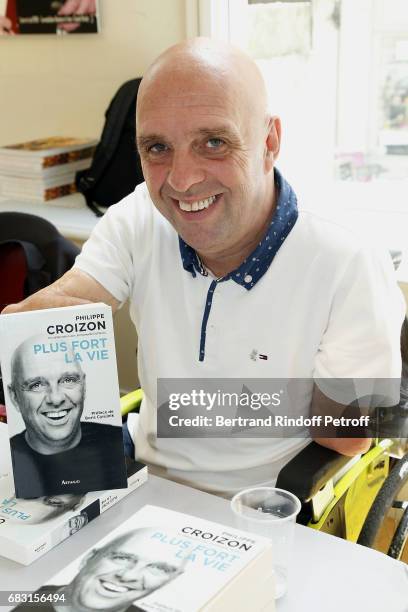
top-left (12, 528), bottom-right (185, 612)
top-left (135, 43), bottom-right (279, 277)
top-left (9, 337), bottom-right (86, 455)
top-left (2, 38), bottom-right (405, 497)
top-left (7, 336), bottom-right (126, 497)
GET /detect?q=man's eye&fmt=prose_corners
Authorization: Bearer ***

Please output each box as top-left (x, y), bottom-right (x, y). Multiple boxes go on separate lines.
top-left (110, 552), bottom-right (137, 563)
top-left (148, 143), bottom-right (168, 154)
top-left (206, 138), bottom-right (225, 149)
top-left (43, 497), bottom-right (64, 507)
top-left (148, 563), bottom-right (177, 575)
top-left (27, 381), bottom-right (46, 392)
top-left (60, 376), bottom-right (80, 386)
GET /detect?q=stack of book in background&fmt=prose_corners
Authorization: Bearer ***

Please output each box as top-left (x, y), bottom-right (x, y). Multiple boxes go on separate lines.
top-left (0, 136), bottom-right (97, 207)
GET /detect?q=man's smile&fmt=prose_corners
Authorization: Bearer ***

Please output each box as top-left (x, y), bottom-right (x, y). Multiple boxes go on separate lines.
top-left (178, 194), bottom-right (217, 211)
top-left (41, 407), bottom-right (73, 425)
top-left (170, 193), bottom-right (223, 218)
top-left (98, 578), bottom-right (138, 595)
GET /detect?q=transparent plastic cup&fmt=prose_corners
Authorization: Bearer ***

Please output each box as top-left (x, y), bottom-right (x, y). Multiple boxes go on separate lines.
top-left (231, 487), bottom-right (301, 599)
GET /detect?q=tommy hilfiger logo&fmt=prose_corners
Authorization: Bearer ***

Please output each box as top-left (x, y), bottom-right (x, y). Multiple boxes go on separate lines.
top-left (250, 350), bottom-right (268, 361)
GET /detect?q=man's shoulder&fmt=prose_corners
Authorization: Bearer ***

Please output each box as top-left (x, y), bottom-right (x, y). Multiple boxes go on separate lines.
top-left (106, 182), bottom-right (161, 224)
top-left (296, 210), bottom-right (361, 244)
top-left (9, 430), bottom-right (27, 449)
top-left (81, 421), bottom-right (121, 431)
top-left (100, 182), bottom-right (176, 247)
top-left (80, 421), bottom-right (123, 440)
top-left (292, 210), bottom-right (381, 263)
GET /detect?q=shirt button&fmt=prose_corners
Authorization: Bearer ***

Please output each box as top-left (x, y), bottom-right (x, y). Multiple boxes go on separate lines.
top-left (244, 274), bottom-right (252, 283)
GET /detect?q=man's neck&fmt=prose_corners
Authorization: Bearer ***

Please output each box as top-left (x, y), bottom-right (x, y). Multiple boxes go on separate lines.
top-left (54, 584), bottom-right (129, 612)
top-left (198, 181), bottom-right (277, 278)
top-left (25, 427), bottom-right (82, 455)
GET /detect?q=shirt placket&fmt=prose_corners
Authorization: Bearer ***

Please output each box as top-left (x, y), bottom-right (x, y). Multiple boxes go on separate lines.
top-left (198, 277), bottom-right (226, 362)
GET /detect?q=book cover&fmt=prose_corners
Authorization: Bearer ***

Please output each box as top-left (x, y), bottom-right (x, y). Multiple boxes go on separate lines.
top-left (9, 505), bottom-right (275, 611)
top-left (0, 303), bottom-right (128, 498)
top-left (15, 0), bottom-right (100, 35)
top-left (0, 445), bottom-right (148, 565)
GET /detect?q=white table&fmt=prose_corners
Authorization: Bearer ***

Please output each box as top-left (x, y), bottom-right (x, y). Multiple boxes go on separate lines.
top-left (0, 474), bottom-right (407, 612)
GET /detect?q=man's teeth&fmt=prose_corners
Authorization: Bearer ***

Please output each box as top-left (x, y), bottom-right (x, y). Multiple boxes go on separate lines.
top-left (179, 195), bottom-right (217, 212)
top-left (100, 581), bottom-right (129, 593)
top-left (44, 410), bottom-right (68, 419)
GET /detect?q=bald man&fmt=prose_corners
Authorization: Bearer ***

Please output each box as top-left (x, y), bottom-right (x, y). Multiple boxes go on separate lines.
top-left (3, 39), bottom-right (404, 497)
top-left (9, 337), bottom-right (86, 455)
top-left (7, 336), bottom-right (127, 497)
top-left (12, 528), bottom-right (185, 612)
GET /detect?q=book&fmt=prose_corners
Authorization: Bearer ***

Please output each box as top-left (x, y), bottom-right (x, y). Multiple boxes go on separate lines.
top-left (0, 137), bottom-right (97, 172)
top-left (0, 136), bottom-right (96, 201)
top-left (0, 422), bottom-right (148, 565)
top-left (0, 157), bottom-right (92, 179)
top-left (0, 303), bottom-right (128, 498)
top-left (43, 193), bottom-right (87, 209)
top-left (9, 505), bottom-right (275, 611)
top-left (1, 174), bottom-right (80, 202)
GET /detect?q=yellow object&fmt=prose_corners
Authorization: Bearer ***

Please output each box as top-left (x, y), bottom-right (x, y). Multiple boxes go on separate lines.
top-left (308, 440), bottom-right (393, 541)
top-left (120, 388), bottom-right (144, 416)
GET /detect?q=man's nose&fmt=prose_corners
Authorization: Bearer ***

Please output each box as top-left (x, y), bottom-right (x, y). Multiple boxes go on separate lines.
top-left (113, 564), bottom-right (142, 581)
top-left (167, 149), bottom-right (205, 194)
top-left (45, 385), bottom-right (65, 406)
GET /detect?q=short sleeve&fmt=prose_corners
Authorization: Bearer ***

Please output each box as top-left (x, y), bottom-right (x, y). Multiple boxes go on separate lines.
top-left (74, 192), bottom-right (140, 304)
top-left (314, 244), bottom-right (405, 403)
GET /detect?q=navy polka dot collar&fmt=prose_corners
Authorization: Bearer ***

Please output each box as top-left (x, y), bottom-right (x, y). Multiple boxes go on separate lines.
top-left (178, 168), bottom-right (298, 290)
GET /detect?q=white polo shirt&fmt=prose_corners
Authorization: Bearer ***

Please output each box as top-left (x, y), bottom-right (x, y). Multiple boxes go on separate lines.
top-left (74, 177), bottom-right (405, 497)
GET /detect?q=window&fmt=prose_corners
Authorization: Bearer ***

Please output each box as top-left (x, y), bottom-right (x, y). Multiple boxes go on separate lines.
top-left (200, 0), bottom-right (408, 222)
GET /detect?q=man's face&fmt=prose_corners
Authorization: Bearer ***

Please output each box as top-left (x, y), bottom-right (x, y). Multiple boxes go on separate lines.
top-left (0, 493), bottom-right (84, 524)
top-left (10, 348), bottom-right (85, 452)
top-left (137, 69), bottom-right (276, 261)
top-left (71, 532), bottom-right (183, 611)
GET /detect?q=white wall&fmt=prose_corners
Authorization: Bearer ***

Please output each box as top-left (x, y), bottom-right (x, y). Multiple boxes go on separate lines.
top-left (336, 0), bottom-right (374, 153)
top-left (0, 0), bottom-right (187, 145)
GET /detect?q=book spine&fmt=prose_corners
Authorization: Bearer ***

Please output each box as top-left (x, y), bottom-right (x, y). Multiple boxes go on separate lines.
top-left (42, 147), bottom-right (96, 168)
top-left (3, 184), bottom-right (78, 201)
top-left (5, 467), bottom-right (148, 565)
top-left (0, 157), bottom-right (92, 177)
top-left (44, 183), bottom-right (78, 200)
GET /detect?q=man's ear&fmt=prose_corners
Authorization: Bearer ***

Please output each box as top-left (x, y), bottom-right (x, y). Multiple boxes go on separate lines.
top-left (7, 385), bottom-right (20, 413)
top-left (264, 116), bottom-right (281, 173)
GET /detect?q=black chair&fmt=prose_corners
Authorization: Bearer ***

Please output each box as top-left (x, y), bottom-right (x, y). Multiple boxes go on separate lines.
top-left (0, 212), bottom-right (79, 310)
